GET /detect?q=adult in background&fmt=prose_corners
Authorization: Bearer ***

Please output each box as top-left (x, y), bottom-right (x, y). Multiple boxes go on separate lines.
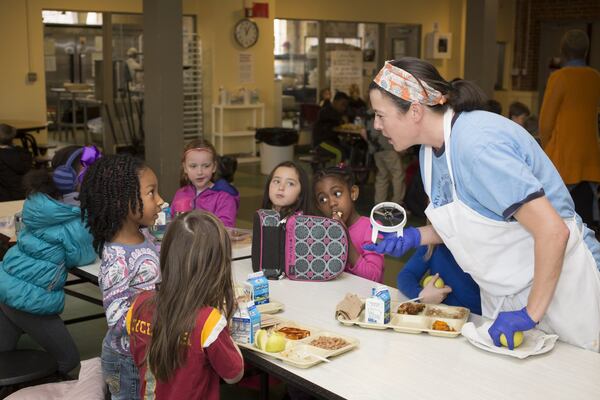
top-left (313, 91), bottom-right (350, 164)
top-left (0, 124), bottom-right (32, 201)
top-left (539, 29), bottom-right (600, 228)
top-left (364, 57), bottom-right (600, 351)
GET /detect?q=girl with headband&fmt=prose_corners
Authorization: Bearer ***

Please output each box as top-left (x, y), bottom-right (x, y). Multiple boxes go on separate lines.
top-left (171, 139), bottom-right (239, 227)
top-left (364, 57), bottom-right (600, 351)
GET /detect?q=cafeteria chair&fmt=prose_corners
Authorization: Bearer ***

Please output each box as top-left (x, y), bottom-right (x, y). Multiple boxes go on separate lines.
top-left (0, 349), bottom-right (58, 398)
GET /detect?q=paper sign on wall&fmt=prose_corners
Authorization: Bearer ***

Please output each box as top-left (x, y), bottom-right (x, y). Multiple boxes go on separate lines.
top-left (239, 52), bottom-right (254, 84)
top-left (330, 50), bottom-right (363, 96)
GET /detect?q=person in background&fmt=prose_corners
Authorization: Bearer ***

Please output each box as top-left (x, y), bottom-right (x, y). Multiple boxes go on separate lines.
top-left (313, 92), bottom-right (350, 164)
top-left (361, 111), bottom-right (406, 206)
top-left (171, 139), bottom-right (239, 227)
top-left (0, 146), bottom-right (100, 377)
top-left (539, 29), bottom-right (600, 229)
top-left (397, 244), bottom-right (481, 314)
top-left (125, 47), bottom-right (142, 88)
top-left (127, 211), bottom-right (244, 399)
top-left (262, 161), bottom-right (312, 219)
top-left (318, 87), bottom-right (331, 108)
top-left (313, 165), bottom-right (385, 283)
top-left (79, 154), bottom-right (164, 400)
top-left (347, 83), bottom-right (368, 123)
top-left (365, 57), bottom-right (600, 351)
top-left (0, 124), bottom-right (32, 201)
top-left (485, 99), bottom-right (502, 115)
top-left (508, 101), bottom-right (530, 127)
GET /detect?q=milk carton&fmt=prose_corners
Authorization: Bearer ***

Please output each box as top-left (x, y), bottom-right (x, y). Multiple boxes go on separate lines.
top-left (231, 300), bottom-right (261, 344)
top-left (246, 271), bottom-right (269, 305)
top-left (365, 286), bottom-right (391, 324)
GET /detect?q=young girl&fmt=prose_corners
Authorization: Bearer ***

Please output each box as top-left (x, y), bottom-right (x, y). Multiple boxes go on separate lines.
top-left (397, 244), bottom-right (481, 314)
top-left (79, 154), bottom-right (164, 400)
top-left (0, 146), bottom-right (100, 377)
top-left (261, 161), bottom-right (311, 219)
top-left (126, 210), bottom-right (244, 399)
top-left (171, 139), bottom-right (239, 227)
top-left (313, 166), bottom-right (385, 282)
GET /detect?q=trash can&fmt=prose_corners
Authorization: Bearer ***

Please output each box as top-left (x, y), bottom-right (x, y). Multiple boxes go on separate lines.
top-left (255, 128), bottom-right (299, 175)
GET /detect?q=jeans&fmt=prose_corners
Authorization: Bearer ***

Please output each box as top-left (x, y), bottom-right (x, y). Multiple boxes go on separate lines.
top-left (101, 341), bottom-right (140, 400)
top-left (0, 303), bottom-right (80, 375)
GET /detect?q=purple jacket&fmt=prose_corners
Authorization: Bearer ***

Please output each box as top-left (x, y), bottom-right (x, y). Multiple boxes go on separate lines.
top-left (171, 179), bottom-right (239, 227)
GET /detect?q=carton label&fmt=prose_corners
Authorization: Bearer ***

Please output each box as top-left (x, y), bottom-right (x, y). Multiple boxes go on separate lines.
top-left (231, 301), bottom-right (261, 344)
top-left (246, 271), bottom-right (269, 305)
top-left (365, 286), bottom-right (391, 324)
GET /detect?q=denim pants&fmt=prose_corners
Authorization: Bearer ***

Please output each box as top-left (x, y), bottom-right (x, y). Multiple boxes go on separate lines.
top-left (101, 342), bottom-right (140, 400)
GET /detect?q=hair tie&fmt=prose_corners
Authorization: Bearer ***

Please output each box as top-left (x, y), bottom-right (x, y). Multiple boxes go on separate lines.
top-left (77, 145), bottom-right (102, 183)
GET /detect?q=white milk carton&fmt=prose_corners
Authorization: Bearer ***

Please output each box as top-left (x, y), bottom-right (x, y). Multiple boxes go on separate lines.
top-left (231, 300), bottom-right (261, 344)
top-left (245, 271), bottom-right (270, 305)
top-left (365, 286), bottom-right (391, 324)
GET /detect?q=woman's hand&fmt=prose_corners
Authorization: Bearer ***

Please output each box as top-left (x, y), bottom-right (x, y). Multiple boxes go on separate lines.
top-left (418, 273), bottom-right (452, 304)
top-left (363, 227), bottom-right (421, 257)
top-left (488, 307), bottom-right (537, 350)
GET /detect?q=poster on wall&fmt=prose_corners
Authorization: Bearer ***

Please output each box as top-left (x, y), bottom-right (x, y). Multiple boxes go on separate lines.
top-left (330, 50), bottom-right (363, 96)
top-left (239, 52), bottom-right (254, 84)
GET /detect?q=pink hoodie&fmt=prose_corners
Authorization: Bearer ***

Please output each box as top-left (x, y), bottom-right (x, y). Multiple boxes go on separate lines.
top-left (171, 179), bottom-right (240, 227)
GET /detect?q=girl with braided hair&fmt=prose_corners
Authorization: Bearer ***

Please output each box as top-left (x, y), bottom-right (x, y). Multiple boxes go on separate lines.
top-left (313, 165), bottom-right (385, 282)
top-left (79, 154), bottom-right (164, 400)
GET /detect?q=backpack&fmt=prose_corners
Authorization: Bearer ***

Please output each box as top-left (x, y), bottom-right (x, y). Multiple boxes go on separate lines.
top-left (251, 210), bottom-right (348, 281)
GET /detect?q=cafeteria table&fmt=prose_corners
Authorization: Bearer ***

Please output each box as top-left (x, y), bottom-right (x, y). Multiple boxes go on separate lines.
top-left (231, 257), bottom-right (600, 400)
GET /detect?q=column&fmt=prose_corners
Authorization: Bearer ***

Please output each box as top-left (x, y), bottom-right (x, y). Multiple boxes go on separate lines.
top-left (143, 0), bottom-right (184, 199)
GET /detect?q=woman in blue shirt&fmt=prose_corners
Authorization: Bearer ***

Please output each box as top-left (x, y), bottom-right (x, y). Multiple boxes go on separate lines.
top-left (364, 58), bottom-right (600, 351)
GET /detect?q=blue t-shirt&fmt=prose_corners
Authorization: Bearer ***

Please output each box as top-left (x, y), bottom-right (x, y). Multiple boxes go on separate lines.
top-left (397, 245), bottom-right (481, 314)
top-left (419, 110), bottom-right (600, 268)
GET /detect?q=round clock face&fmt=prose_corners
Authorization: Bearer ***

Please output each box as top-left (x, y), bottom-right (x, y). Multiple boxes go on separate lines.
top-left (234, 19), bottom-right (259, 49)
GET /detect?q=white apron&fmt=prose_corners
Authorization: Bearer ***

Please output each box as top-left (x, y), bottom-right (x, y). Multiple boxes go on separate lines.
top-left (423, 109), bottom-right (600, 351)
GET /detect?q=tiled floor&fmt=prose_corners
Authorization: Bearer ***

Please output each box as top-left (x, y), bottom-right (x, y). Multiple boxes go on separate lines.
top-left (20, 135), bottom-right (421, 398)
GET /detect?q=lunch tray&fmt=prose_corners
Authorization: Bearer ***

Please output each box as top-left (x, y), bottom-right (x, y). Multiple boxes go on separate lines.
top-left (237, 317), bottom-right (359, 368)
top-left (337, 301), bottom-right (470, 338)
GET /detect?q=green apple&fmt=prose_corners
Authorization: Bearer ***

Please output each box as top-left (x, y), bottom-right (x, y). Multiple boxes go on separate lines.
top-left (265, 332), bottom-right (287, 353)
top-left (500, 331), bottom-right (524, 349)
top-left (422, 275), bottom-right (445, 288)
top-left (255, 329), bottom-right (268, 351)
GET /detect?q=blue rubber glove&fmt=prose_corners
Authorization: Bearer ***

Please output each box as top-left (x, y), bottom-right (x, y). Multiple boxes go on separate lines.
top-left (488, 307), bottom-right (537, 350)
top-left (362, 227), bottom-right (421, 257)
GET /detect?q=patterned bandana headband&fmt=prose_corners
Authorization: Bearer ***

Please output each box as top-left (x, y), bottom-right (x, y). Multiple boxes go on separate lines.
top-left (373, 61), bottom-right (446, 106)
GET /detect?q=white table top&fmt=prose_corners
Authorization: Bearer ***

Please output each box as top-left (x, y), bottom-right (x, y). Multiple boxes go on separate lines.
top-left (73, 240), bottom-right (252, 283)
top-left (231, 258), bottom-right (600, 400)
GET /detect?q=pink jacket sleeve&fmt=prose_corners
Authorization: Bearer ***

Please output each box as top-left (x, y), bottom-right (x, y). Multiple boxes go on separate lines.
top-left (212, 192), bottom-right (239, 228)
top-left (347, 217), bottom-right (385, 283)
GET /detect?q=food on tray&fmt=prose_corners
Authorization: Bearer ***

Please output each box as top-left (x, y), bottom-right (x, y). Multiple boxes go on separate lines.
top-left (397, 302), bottom-right (426, 315)
top-left (422, 275), bottom-right (445, 288)
top-left (255, 329), bottom-right (287, 353)
top-left (425, 307), bottom-right (467, 319)
top-left (277, 326), bottom-right (311, 340)
top-left (432, 320), bottom-right (455, 332)
top-left (309, 336), bottom-right (349, 350)
top-left (500, 331), bottom-right (524, 349)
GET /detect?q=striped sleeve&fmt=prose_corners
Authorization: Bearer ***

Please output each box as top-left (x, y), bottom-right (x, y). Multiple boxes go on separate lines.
top-left (200, 308), bottom-right (227, 348)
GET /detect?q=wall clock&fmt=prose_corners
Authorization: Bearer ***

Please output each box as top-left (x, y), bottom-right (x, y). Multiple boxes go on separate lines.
top-left (234, 18), bottom-right (259, 49)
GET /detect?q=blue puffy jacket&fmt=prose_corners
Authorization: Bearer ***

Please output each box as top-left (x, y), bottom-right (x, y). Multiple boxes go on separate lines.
top-left (0, 193), bottom-right (95, 315)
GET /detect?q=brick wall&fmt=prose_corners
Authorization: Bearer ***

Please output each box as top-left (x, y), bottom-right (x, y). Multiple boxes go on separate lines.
top-left (511, 0), bottom-right (600, 91)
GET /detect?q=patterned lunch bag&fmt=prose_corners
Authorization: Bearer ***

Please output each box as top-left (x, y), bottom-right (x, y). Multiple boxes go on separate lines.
top-left (251, 210), bottom-right (348, 281)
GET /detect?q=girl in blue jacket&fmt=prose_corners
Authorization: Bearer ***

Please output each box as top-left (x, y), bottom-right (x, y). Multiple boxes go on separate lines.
top-left (397, 244), bottom-right (482, 314)
top-left (0, 146), bottom-right (100, 376)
